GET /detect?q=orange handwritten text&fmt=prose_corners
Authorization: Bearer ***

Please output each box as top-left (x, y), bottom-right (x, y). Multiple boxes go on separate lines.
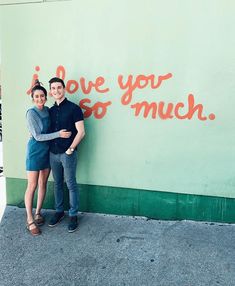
top-left (131, 94), bottom-right (215, 121)
top-left (27, 65), bottom-right (111, 119)
top-left (56, 65), bottom-right (109, 95)
top-left (26, 66), bottom-right (40, 95)
top-left (79, 98), bottom-right (112, 119)
top-left (27, 66), bottom-right (215, 121)
top-left (118, 73), bottom-right (172, 105)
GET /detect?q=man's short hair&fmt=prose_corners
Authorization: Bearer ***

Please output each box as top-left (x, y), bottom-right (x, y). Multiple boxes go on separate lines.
top-left (49, 77), bottom-right (65, 89)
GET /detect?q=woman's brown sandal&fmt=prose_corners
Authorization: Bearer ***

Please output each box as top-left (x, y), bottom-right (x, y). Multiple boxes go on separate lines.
top-left (26, 221), bottom-right (41, 236)
top-left (34, 213), bottom-right (45, 226)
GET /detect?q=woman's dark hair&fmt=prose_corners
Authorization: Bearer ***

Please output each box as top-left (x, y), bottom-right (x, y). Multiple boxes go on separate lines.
top-left (31, 79), bottom-right (47, 99)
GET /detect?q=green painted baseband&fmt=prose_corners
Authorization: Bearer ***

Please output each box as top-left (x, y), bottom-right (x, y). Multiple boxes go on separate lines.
top-left (5, 177), bottom-right (235, 223)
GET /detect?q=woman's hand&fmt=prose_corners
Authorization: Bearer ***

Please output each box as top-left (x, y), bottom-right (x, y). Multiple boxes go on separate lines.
top-left (59, 129), bottom-right (72, 138)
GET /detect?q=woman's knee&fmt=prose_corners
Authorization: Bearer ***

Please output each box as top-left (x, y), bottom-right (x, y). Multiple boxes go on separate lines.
top-left (26, 182), bottom-right (37, 193)
top-left (38, 179), bottom-right (47, 190)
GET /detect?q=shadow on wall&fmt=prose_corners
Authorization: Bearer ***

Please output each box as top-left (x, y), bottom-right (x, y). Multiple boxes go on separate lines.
top-left (0, 85), bottom-right (2, 175)
top-left (0, 176), bottom-right (6, 223)
top-left (0, 84), bottom-right (5, 221)
top-left (0, 85), bottom-right (2, 141)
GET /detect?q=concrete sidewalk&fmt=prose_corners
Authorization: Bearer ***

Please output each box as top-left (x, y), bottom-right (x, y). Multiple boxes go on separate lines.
top-left (0, 206), bottom-right (234, 286)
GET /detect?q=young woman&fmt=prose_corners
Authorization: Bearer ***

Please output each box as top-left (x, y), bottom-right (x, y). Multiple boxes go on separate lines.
top-left (25, 80), bottom-right (71, 236)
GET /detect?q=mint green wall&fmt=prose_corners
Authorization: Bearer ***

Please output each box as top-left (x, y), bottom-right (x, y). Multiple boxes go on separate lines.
top-left (1, 0), bottom-right (235, 198)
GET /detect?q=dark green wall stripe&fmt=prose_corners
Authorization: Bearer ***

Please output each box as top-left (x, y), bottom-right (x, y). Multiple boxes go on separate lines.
top-left (5, 177), bottom-right (235, 223)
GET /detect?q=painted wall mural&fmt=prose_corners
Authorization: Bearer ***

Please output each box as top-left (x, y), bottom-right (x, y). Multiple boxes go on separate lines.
top-left (1, 0), bottom-right (234, 199)
top-left (28, 65), bottom-right (215, 121)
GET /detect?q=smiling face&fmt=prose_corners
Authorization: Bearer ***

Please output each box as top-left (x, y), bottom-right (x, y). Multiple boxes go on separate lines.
top-left (32, 89), bottom-right (46, 109)
top-left (50, 82), bottom-right (65, 104)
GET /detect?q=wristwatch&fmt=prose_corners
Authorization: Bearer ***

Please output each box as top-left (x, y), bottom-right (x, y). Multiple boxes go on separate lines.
top-left (69, 147), bottom-right (74, 152)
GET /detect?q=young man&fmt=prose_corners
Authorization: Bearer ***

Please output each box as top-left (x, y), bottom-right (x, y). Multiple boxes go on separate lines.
top-left (48, 77), bottom-right (85, 232)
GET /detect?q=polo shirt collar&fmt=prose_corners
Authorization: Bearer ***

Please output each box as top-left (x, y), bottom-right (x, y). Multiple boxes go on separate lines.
top-left (54, 97), bottom-right (67, 106)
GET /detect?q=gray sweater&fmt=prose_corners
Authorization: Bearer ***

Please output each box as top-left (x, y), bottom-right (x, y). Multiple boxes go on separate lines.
top-left (26, 107), bottom-right (60, 141)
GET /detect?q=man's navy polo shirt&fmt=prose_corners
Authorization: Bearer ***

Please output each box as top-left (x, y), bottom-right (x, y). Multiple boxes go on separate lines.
top-left (49, 98), bottom-right (84, 154)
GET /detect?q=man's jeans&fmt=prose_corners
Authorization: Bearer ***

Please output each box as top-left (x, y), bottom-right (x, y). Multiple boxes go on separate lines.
top-left (50, 151), bottom-right (78, 217)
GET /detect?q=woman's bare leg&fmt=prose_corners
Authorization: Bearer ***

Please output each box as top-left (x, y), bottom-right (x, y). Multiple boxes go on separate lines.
top-left (25, 171), bottom-right (39, 229)
top-left (35, 168), bottom-right (50, 214)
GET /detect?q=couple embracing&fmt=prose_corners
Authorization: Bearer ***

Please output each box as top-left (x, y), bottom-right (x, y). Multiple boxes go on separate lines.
top-left (25, 77), bottom-right (85, 236)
